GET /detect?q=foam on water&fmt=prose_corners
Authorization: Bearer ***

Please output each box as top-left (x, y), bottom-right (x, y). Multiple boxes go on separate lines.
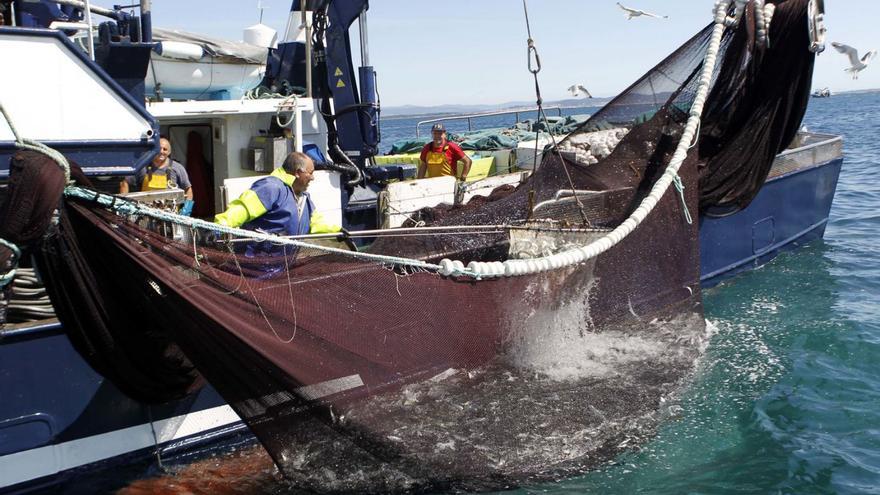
top-left (502, 276), bottom-right (682, 381)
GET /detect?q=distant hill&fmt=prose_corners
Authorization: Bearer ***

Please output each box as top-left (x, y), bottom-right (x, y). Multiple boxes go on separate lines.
top-left (382, 97), bottom-right (611, 118)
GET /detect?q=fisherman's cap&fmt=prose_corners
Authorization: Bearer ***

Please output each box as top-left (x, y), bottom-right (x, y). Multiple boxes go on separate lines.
top-left (431, 123), bottom-right (446, 132)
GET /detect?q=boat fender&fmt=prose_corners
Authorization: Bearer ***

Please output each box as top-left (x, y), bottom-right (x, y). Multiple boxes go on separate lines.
top-left (155, 41), bottom-right (204, 61)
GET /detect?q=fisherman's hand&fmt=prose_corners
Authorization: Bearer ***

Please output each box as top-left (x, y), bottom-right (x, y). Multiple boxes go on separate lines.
top-left (180, 199), bottom-right (195, 217)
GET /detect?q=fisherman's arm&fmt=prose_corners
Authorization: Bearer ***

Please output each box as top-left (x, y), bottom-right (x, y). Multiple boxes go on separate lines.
top-left (452, 145), bottom-right (471, 180)
top-left (459, 154), bottom-right (473, 181)
top-left (416, 146), bottom-right (428, 179)
top-left (174, 163), bottom-right (195, 215)
top-left (309, 211), bottom-right (341, 234)
top-left (215, 183), bottom-right (276, 227)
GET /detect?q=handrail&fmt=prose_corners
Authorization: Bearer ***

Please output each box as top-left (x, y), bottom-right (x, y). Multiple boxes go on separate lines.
top-left (777, 133), bottom-right (841, 158)
top-left (415, 105), bottom-right (567, 138)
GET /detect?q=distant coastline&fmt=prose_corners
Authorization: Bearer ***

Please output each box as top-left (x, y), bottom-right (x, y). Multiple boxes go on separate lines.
top-left (830, 88), bottom-right (880, 95)
top-left (383, 87), bottom-right (880, 119)
top-left (381, 97), bottom-right (609, 119)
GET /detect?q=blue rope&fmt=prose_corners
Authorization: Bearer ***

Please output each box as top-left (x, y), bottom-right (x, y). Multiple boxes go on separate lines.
top-left (671, 174), bottom-right (693, 225)
top-left (63, 186), bottom-right (481, 278)
top-left (0, 238), bottom-right (21, 287)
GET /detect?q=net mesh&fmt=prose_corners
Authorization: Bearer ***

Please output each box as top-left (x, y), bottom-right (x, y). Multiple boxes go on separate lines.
top-left (13, 1), bottom-right (815, 491)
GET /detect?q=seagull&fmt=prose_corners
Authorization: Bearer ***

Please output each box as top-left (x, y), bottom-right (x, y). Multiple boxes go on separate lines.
top-left (616, 2), bottom-right (668, 20)
top-left (567, 84), bottom-right (593, 98)
top-left (832, 42), bottom-right (877, 80)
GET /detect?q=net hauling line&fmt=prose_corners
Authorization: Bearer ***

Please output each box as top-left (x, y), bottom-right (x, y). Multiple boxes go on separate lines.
top-left (1, 0), bottom-right (736, 280)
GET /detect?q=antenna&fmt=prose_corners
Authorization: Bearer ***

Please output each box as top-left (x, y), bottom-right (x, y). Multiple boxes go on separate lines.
top-left (257, 0), bottom-right (267, 24)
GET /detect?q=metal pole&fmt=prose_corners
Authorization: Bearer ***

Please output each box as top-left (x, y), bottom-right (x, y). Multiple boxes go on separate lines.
top-left (302, 0), bottom-right (312, 99)
top-left (9, 1), bottom-right (16, 26)
top-left (358, 11), bottom-right (369, 67)
top-left (467, 117), bottom-right (472, 132)
top-left (82, 0), bottom-right (96, 60)
top-left (53, 0), bottom-right (118, 19)
top-left (227, 224), bottom-right (513, 242)
top-left (294, 105), bottom-right (303, 152)
top-left (283, 5), bottom-right (293, 40)
top-left (226, 223), bottom-right (604, 243)
top-left (140, 0), bottom-right (152, 42)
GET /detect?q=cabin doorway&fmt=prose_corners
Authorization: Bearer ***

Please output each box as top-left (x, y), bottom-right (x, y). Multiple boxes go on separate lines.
top-left (164, 124), bottom-right (215, 218)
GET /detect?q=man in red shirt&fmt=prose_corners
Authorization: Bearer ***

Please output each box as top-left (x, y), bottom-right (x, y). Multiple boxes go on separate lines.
top-left (417, 123), bottom-right (473, 180)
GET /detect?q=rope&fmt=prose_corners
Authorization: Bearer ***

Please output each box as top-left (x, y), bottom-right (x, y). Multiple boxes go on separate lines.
top-left (672, 174), bottom-right (693, 225)
top-left (275, 93), bottom-right (300, 129)
top-left (442, 0), bottom-right (731, 278)
top-left (0, 99), bottom-right (71, 184)
top-left (63, 186), bottom-right (480, 277)
top-left (0, 98), bottom-right (72, 288)
top-left (0, 238), bottom-right (21, 287)
top-left (520, 0), bottom-right (590, 226)
top-left (754, 0), bottom-right (768, 47)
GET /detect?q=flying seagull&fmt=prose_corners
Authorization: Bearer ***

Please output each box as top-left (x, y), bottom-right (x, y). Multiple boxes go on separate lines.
top-left (567, 84), bottom-right (593, 98)
top-left (832, 42), bottom-right (877, 80)
top-left (616, 2), bottom-right (668, 20)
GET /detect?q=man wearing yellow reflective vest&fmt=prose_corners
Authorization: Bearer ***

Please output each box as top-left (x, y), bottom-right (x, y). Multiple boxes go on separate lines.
top-left (120, 136), bottom-right (195, 216)
top-left (215, 151), bottom-right (340, 256)
top-left (417, 123), bottom-right (473, 180)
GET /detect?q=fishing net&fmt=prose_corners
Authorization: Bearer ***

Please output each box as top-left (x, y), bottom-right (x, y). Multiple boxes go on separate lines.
top-left (5, 0), bottom-right (815, 491)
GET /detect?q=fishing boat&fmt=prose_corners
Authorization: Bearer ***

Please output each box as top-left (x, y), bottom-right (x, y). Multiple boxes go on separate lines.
top-left (812, 87), bottom-right (832, 97)
top-left (0, 0), bottom-right (840, 492)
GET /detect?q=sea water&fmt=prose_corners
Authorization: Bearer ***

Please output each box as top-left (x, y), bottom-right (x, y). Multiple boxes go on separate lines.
top-left (515, 92), bottom-right (880, 494)
top-left (118, 93), bottom-right (880, 494)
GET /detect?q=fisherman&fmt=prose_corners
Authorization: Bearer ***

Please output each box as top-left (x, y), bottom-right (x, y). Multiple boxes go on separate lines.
top-left (120, 136), bottom-right (195, 216)
top-left (416, 123), bottom-right (473, 181)
top-left (215, 151), bottom-right (340, 255)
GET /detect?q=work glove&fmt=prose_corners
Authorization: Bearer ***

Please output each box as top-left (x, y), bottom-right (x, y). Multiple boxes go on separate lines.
top-left (180, 199), bottom-right (195, 217)
top-left (336, 228), bottom-right (358, 252)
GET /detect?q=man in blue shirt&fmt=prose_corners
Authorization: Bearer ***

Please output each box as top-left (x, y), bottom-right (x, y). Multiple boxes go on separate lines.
top-left (215, 151), bottom-right (339, 256)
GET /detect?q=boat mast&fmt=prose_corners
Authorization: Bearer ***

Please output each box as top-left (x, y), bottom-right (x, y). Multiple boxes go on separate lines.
top-left (140, 0), bottom-right (152, 42)
top-left (302, 0), bottom-right (312, 98)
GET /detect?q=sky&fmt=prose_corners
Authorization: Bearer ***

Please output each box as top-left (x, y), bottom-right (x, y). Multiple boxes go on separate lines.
top-left (150, 0), bottom-right (880, 107)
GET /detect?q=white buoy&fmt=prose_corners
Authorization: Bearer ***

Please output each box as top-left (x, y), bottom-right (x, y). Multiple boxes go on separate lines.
top-left (243, 23), bottom-right (278, 49)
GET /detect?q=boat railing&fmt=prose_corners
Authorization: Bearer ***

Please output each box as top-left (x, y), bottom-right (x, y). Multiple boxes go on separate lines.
top-left (770, 132), bottom-right (842, 179)
top-left (415, 106), bottom-right (566, 138)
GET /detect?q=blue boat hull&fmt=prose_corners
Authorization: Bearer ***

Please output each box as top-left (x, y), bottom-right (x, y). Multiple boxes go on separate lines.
top-left (0, 141), bottom-right (844, 492)
top-left (0, 325), bottom-right (241, 492)
top-left (700, 154), bottom-right (843, 286)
